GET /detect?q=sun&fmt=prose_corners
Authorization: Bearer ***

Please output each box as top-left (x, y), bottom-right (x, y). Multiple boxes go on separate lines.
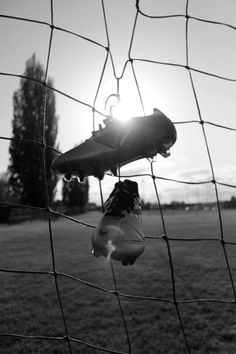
top-left (104, 86), bottom-right (158, 123)
top-left (112, 101), bottom-right (135, 121)
top-left (108, 96), bottom-right (145, 122)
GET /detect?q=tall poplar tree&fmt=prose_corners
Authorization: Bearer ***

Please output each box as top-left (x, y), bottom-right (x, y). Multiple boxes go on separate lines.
top-left (8, 54), bottom-right (58, 207)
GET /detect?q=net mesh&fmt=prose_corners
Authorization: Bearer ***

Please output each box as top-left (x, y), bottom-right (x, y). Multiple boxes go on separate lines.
top-left (1, 0), bottom-right (236, 353)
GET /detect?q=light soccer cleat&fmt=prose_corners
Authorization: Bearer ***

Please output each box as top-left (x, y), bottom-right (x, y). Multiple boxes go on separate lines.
top-left (92, 179), bottom-right (145, 266)
top-left (51, 108), bottom-right (177, 182)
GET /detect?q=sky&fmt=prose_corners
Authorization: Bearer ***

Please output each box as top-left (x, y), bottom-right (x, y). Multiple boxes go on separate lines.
top-left (1, 0), bottom-right (236, 205)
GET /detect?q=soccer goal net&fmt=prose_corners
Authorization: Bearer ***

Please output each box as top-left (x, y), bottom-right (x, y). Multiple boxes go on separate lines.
top-left (1, 1), bottom-right (236, 353)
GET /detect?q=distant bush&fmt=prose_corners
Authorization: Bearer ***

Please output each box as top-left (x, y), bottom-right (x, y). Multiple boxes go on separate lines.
top-left (223, 196), bottom-right (236, 209)
top-left (0, 205), bottom-right (11, 223)
top-left (62, 178), bottom-right (89, 212)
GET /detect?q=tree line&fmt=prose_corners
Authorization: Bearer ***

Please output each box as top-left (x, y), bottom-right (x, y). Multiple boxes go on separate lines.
top-left (0, 54), bottom-right (89, 222)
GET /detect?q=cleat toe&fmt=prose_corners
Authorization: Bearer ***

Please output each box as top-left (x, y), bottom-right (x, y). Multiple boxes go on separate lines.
top-left (92, 249), bottom-right (100, 258)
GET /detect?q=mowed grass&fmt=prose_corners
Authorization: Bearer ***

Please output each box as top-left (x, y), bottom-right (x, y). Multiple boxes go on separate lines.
top-left (1, 209), bottom-right (236, 353)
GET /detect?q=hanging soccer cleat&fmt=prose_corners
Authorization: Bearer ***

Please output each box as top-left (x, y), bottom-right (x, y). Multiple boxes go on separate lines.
top-left (51, 108), bottom-right (177, 181)
top-left (92, 179), bottom-right (145, 266)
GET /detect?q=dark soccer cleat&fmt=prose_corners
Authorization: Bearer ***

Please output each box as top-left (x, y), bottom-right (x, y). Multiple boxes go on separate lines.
top-left (92, 179), bottom-right (145, 265)
top-left (51, 108), bottom-right (177, 181)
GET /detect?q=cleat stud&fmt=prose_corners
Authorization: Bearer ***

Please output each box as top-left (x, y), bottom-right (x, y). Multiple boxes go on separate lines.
top-left (122, 260), bottom-right (129, 266)
top-left (111, 167), bottom-right (117, 176)
top-left (79, 176), bottom-right (85, 183)
top-left (94, 171), bottom-right (105, 180)
top-left (64, 173), bottom-right (72, 182)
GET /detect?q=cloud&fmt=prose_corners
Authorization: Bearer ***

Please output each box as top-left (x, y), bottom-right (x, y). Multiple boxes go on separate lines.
top-left (87, 163), bottom-right (236, 205)
top-left (176, 168), bottom-right (212, 182)
top-left (215, 165), bottom-right (236, 184)
top-left (175, 165), bottom-right (236, 186)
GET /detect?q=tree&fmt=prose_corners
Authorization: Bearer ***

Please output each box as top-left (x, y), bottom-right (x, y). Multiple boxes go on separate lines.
top-left (8, 54), bottom-right (58, 207)
top-left (0, 172), bottom-right (9, 201)
top-left (0, 173), bottom-right (11, 223)
top-left (62, 178), bottom-right (89, 211)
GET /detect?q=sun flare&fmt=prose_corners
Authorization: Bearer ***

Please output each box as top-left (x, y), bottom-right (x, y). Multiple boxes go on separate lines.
top-left (112, 101), bottom-right (136, 121)
top-left (106, 94), bottom-right (145, 122)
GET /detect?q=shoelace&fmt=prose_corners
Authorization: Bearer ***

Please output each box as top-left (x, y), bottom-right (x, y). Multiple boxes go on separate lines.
top-left (105, 182), bottom-right (138, 217)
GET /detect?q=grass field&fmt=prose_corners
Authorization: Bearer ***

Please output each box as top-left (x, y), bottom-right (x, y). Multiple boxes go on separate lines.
top-left (1, 209), bottom-right (236, 353)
